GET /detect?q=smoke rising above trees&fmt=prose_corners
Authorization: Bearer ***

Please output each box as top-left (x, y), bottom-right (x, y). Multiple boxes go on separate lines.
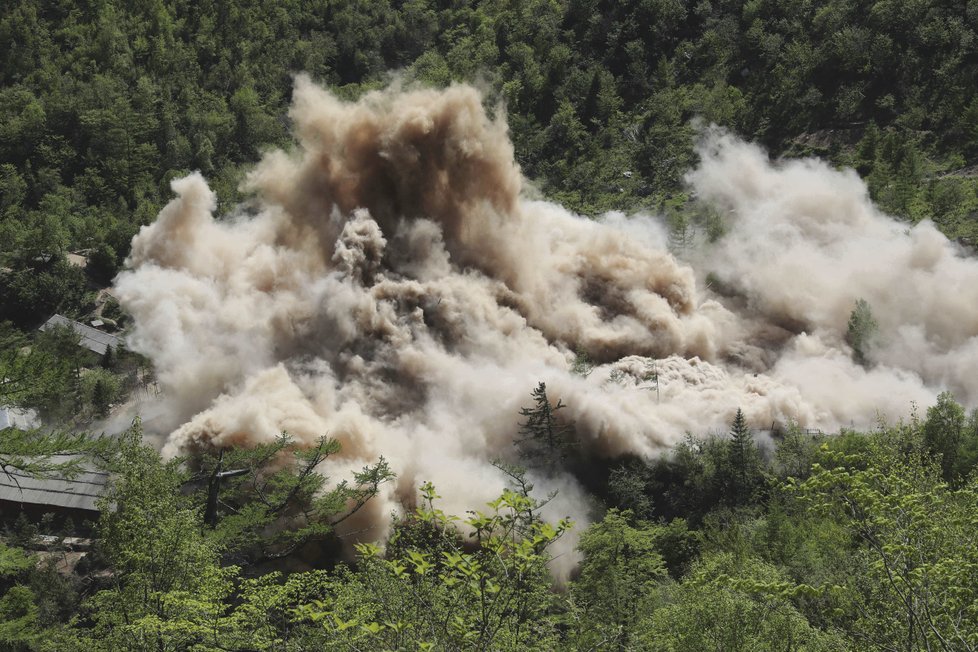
top-left (110, 78), bottom-right (978, 550)
top-left (5, 2), bottom-right (978, 647)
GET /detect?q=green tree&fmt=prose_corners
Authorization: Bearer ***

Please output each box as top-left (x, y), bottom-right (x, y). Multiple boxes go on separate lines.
top-left (845, 299), bottom-right (878, 367)
top-left (0, 163), bottom-right (26, 217)
top-left (795, 430), bottom-right (978, 651)
top-left (81, 368), bottom-right (119, 419)
top-left (570, 510), bottom-right (668, 650)
top-left (98, 345), bottom-right (115, 371)
top-left (87, 242), bottom-right (118, 286)
top-left (0, 428), bottom-right (115, 481)
top-left (960, 409), bottom-right (978, 478)
top-left (640, 553), bottom-right (845, 651)
top-left (198, 434), bottom-right (394, 566)
top-left (607, 460), bottom-right (654, 520)
top-left (922, 391), bottom-right (966, 482)
top-left (0, 585), bottom-right (37, 651)
top-left (63, 422), bottom-right (233, 651)
top-left (724, 408), bottom-right (761, 506)
top-left (0, 323), bottom-right (115, 475)
top-left (516, 382), bottom-right (574, 471)
top-left (7, 325), bottom-right (88, 421)
top-left (0, 257), bottom-right (89, 329)
top-left (667, 207), bottom-right (695, 251)
top-left (90, 379), bottom-right (109, 418)
top-left (298, 479), bottom-right (572, 651)
top-left (775, 422), bottom-right (823, 481)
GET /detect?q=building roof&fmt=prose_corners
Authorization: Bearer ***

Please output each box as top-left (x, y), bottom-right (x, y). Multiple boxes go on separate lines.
top-left (66, 253), bottom-right (88, 268)
top-left (0, 407), bottom-right (39, 431)
top-left (39, 314), bottom-right (122, 356)
top-left (0, 456), bottom-right (109, 512)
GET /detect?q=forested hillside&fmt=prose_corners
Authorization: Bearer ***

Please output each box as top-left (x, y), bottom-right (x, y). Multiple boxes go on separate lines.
top-left (3, 1), bottom-right (978, 650)
top-left (6, 0), bottom-right (978, 326)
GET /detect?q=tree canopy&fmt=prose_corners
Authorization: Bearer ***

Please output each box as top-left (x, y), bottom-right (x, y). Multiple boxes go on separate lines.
top-left (3, 1), bottom-right (978, 649)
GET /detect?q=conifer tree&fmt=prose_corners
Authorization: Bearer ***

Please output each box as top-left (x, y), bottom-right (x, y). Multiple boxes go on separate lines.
top-left (91, 378), bottom-right (110, 417)
top-left (846, 299), bottom-right (878, 367)
top-left (516, 382), bottom-right (573, 470)
top-left (726, 408), bottom-right (759, 505)
top-left (99, 345), bottom-right (115, 370)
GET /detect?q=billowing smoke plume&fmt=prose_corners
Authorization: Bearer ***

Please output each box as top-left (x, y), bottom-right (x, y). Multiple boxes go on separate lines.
top-left (686, 129), bottom-right (978, 422)
top-left (114, 77), bottom-right (978, 555)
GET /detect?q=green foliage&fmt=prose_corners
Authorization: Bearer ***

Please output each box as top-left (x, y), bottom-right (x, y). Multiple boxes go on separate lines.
top-left (775, 423), bottom-right (824, 481)
top-left (640, 553), bottom-right (846, 651)
top-left (198, 434), bottom-right (394, 565)
top-left (570, 348), bottom-right (594, 378)
top-left (667, 207), bottom-right (695, 251)
top-left (3, 0), bottom-right (976, 272)
top-left (1, 0), bottom-right (977, 331)
top-left (650, 410), bottom-right (765, 518)
top-left (792, 427), bottom-right (978, 651)
top-left (0, 258), bottom-right (89, 329)
top-left (1, 322), bottom-right (135, 425)
top-left (0, 323), bottom-right (84, 420)
top-left (298, 478), bottom-right (572, 651)
top-left (516, 382), bottom-right (574, 471)
top-left (0, 542), bottom-right (32, 580)
top-left (49, 422), bottom-right (232, 651)
top-left (86, 243), bottom-right (118, 286)
top-left (570, 510), bottom-right (667, 649)
top-left (641, 434), bottom-right (729, 524)
top-left (87, 424), bottom-right (225, 638)
top-left (6, 403), bottom-right (975, 651)
top-left (922, 391), bottom-right (966, 481)
top-left (607, 460), bottom-right (654, 520)
top-left (0, 425), bottom-right (115, 480)
top-left (650, 518), bottom-right (702, 581)
top-left (0, 585), bottom-right (39, 651)
top-left (845, 298), bottom-right (878, 367)
top-left (725, 408), bottom-right (762, 505)
top-left (33, 424), bottom-right (395, 650)
top-left (5, 3), bottom-right (978, 649)
top-left (81, 369), bottom-right (119, 418)
top-left (962, 408), bottom-right (978, 478)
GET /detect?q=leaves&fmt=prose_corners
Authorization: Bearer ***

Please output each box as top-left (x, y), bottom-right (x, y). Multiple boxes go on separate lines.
top-left (795, 426), bottom-right (978, 651)
top-left (198, 433), bottom-right (393, 565)
top-left (298, 478), bottom-right (572, 651)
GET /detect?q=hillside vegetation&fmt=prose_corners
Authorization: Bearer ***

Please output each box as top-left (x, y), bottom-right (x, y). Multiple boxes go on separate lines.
top-left (3, 1), bottom-right (978, 650)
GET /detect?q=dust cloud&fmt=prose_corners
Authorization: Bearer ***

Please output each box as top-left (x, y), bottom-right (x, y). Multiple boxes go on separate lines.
top-left (113, 78), bottom-right (978, 557)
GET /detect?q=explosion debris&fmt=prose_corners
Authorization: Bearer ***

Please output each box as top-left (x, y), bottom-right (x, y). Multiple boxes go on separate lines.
top-left (115, 79), bottom-right (978, 549)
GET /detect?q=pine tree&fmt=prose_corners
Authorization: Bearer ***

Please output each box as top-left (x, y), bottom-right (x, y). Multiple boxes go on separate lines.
top-left (726, 408), bottom-right (758, 505)
top-left (846, 299), bottom-right (878, 367)
top-left (571, 348), bottom-right (593, 377)
top-left (100, 345), bottom-right (115, 370)
top-left (667, 209), bottom-right (694, 251)
top-left (516, 382), bottom-right (573, 470)
top-left (92, 378), bottom-right (110, 417)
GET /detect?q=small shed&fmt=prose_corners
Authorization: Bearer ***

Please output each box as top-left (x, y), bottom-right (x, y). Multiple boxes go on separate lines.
top-left (0, 455), bottom-right (110, 532)
top-left (39, 314), bottom-right (122, 356)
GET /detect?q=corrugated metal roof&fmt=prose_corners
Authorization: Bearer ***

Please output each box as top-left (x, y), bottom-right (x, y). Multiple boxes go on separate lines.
top-left (0, 456), bottom-right (109, 512)
top-left (0, 406), bottom-right (39, 431)
top-left (39, 314), bottom-right (122, 356)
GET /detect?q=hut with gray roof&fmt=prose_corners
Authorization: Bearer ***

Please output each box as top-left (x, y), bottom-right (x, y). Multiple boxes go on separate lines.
top-left (39, 314), bottom-right (122, 356)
